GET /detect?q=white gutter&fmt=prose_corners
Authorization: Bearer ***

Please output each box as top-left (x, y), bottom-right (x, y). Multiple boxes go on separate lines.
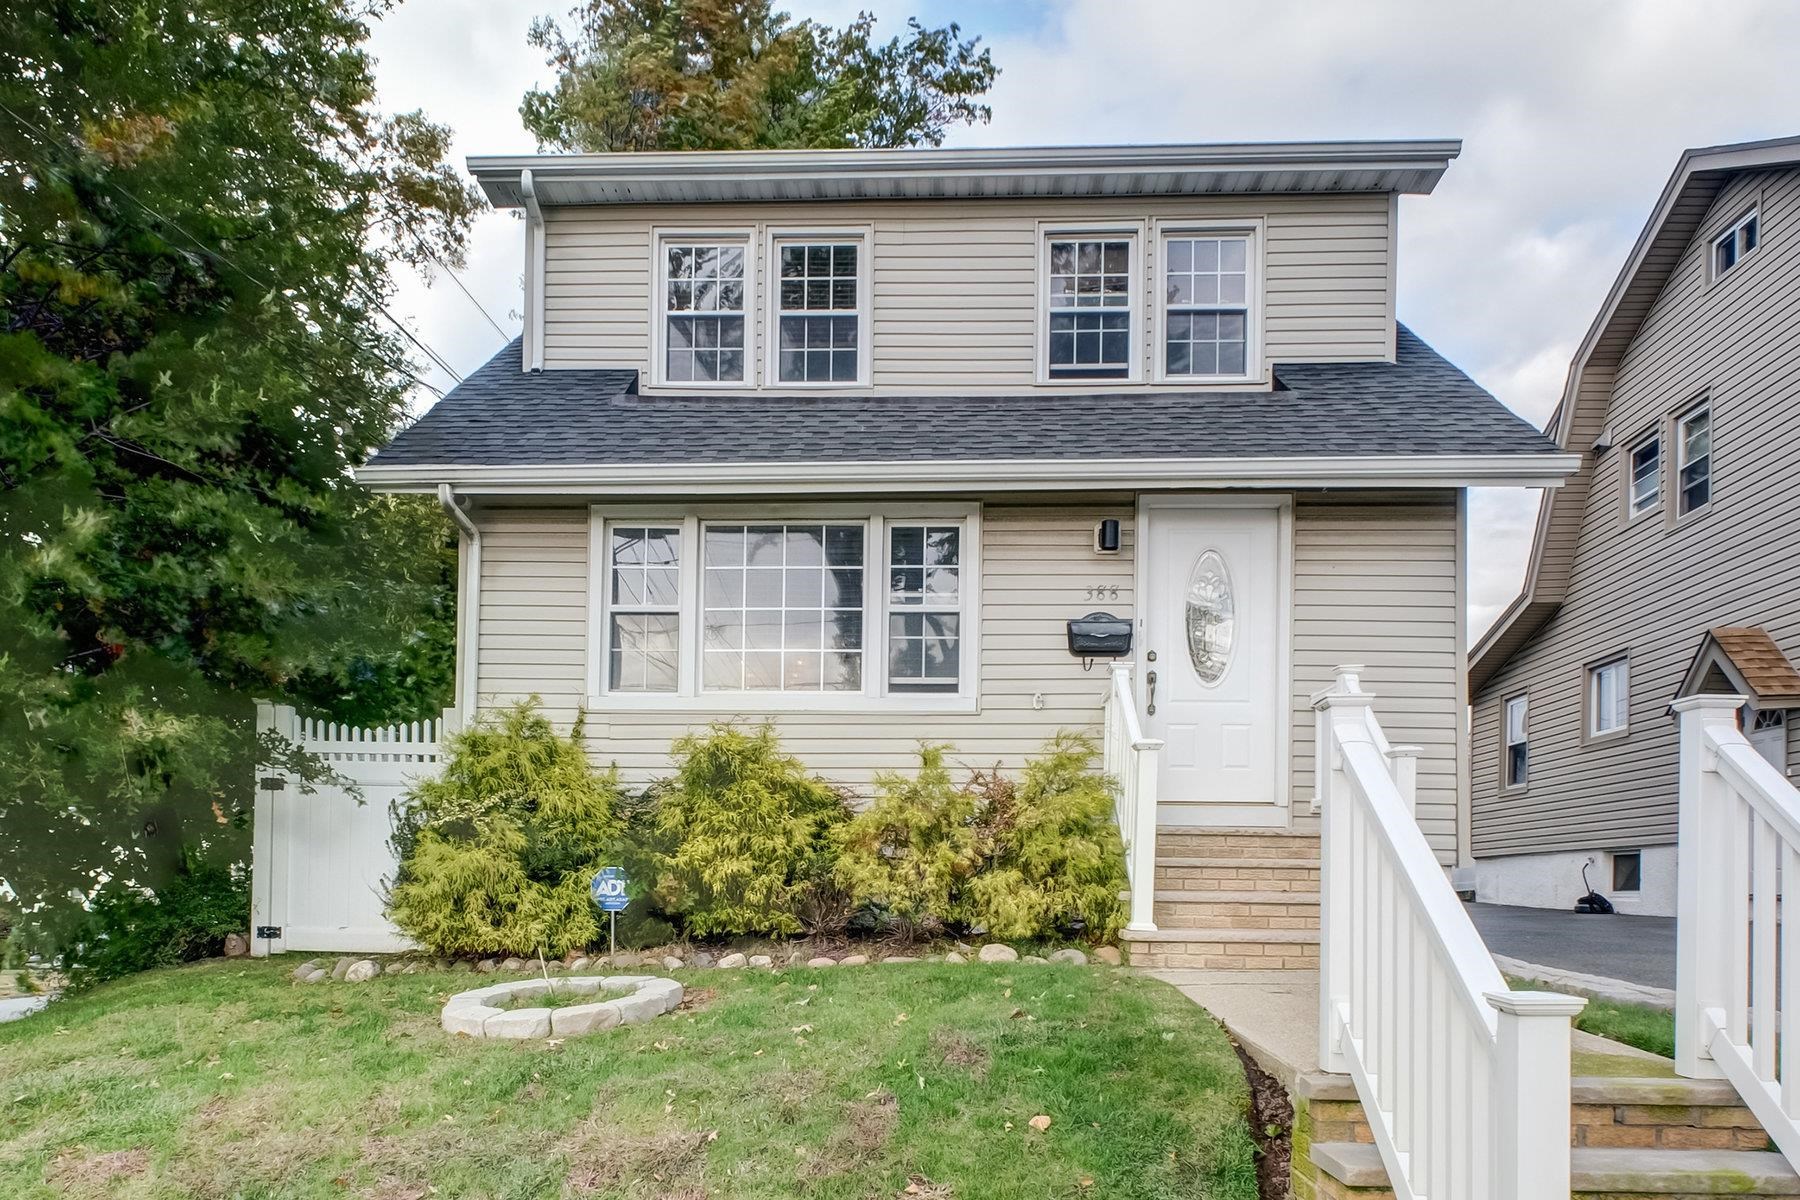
top-left (365, 453), bottom-right (1581, 496)
top-left (437, 484), bottom-right (481, 721)
top-left (519, 168), bottom-right (545, 373)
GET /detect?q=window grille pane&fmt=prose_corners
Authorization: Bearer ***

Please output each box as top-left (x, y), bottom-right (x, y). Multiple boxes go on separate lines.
top-left (888, 525), bottom-right (962, 691)
top-left (1163, 235), bottom-right (1251, 377)
top-left (776, 242), bottom-right (860, 383)
top-left (701, 521), bottom-right (865, 692)
top-left (1630, 439), bottom-right (1660, 512)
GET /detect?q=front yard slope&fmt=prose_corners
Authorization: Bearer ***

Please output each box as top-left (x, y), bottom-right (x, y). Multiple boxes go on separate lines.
top-left (0, 959), bottom-right (1257, 1199)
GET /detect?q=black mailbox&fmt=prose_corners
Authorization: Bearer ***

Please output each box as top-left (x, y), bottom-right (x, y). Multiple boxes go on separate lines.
top-left (1067, 611), bottom-right (1133, 659)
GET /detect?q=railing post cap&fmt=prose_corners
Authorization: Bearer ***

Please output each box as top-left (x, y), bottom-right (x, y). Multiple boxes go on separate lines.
top-left (1483, 989), bottom-right (1588, 1018)
top-left (1386, 744), bottom-right (1423, 757)
top-left (1670, 693), bottom-right (1747, 714)
top-left (1312, 691), bottom-right (1375, 711)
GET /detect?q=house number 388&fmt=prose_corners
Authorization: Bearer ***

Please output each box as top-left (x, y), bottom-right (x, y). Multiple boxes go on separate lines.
top-left (1085, 584), bottom-right (1120, 601)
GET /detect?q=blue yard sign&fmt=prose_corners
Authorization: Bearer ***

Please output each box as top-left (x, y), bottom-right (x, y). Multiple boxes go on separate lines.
top-left (591, 866), bottom-right (630, 912)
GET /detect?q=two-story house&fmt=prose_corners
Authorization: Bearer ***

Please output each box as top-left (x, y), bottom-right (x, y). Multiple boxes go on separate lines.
top-left (1468, 135), bottom-right (1800, 918)
top-left (356, 140), bottom-right (1574, 967)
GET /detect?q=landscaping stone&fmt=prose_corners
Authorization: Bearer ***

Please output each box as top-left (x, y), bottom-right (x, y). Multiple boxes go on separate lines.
top-left (839, 954), bottom-right (869, 966)
top-left (299, 966), bottom-right (329, 984)
top-left (484, 1008), bottom-right (553, 1039)
top-left (748, 954), bottom-right (773, 968)
top-left (691, 951), bottom-right (715, 968)
top-left (1049, 949), bottom-right (1089, 966)
top-left (944, 952), bottom-right (967, 964)
top-left (330, 956), bottom-right (356, 981)
top-left (344, 960), bottom-right (381, 982)
top-left (882, 956), bottom-right (919, 964)
top-left (453, 960), bottom-right (474, 973)
top-left (550, 1002), bottom-right (621, 1036)
top-left (223, 933), bottom-right (250, 958)
top-left (717, 952), bottom-right (747, 969)
top-left (978, 944), bottom-right (1019, 963)
top-left (441, 1003), bottom-right (502, 1036)
top-left (1021, 955), bottom-right (1048, 965)
top-left (661, 955), bottom-right (685, 971)
top-left (568, 957), bottom-right (592, 972)
top-left (559, 977), bottom-right (603, 996)
top-left (291, 959), bottom-right (321, 982)
top-left (500, 957), bottom-right (525, 972)
top-left (953, 941), bottom-right (974, 954)
top-left (476, 958), bottom-right (498, 974)
top-left (1093, 946), bottom-right (1122, 966)
top-left (807, 956), bottom-right (837, 967)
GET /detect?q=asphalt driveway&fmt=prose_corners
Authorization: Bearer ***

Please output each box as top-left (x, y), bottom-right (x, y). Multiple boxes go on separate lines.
top-left (1463, 902), bottom-right (1675, 990)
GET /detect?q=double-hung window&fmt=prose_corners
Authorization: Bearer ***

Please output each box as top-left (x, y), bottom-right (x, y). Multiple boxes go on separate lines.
top-left (659, 240), bottom-right (747, 384)
top-left (1628, 434), bottom-right (1660, 516)
top-left (1161, 232), bottom-right (1255, 380)
top-left (1712, 209), bottom-right (1759, 278)
top-left (1504, 695), bottom-right (1529, 788)
top-left (773, 240), bottom-right (863, 384)
top-left (887, 525), bottom-right (962, 693)
top-left (606, 526), bottom-right (682, 692)
top-left (1677, 402), bottom-right (1712, 515)
top-left (1588, 656), bottom-right (1629, 737)
top-left (1043, 233), bottom-right (1136, 380)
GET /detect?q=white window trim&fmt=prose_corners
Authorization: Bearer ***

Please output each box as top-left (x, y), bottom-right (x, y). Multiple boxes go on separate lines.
top-left (587, 502), bottom-right (981, 713)
top-left (1586, 654), bottom-right (1630, 739)
top-left (1503, 693), bottom-right (1529, 790)
top-left (1626, 430), bottom-right (1661, 520)
top-left (762, 226), bottom-right (874, 389)
top-left (650, 227), bottom-right (755, 389)
top-left (1709, 206), bottom-right (1760, 282)
top-left (1035, 220), bottom-right (1147, 386)
top-left (1676, 399), bottom-right (1712, 519)
top-left (1151, 218), bottom-right (1265, 386)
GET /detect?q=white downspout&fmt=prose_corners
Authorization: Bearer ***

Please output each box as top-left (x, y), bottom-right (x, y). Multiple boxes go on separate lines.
top-left (438, 483), bottom-right (481, 721)
top-left (520, 168), bottom-right (546, 373)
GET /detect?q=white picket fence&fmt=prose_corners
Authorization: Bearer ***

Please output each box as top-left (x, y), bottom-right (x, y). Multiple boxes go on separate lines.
top-left (1314, 666), bottom-right (1585, 1199)
top-left (249, 702), bottom-right (455, 956)
top-left (1675, 695), bottom-right (1800, 1166)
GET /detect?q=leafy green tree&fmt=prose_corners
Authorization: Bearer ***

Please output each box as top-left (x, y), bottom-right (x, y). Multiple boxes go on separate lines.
top-left (653, 724), bottom-right (850, 937)
top-left (521, 0), bottom-right (998, 152)
top-left (0, 0), bottom-right (480, 930)
top-left (836, 744), bottom-right (980, 939)
top-left (387, 701), bottom-right (625, 957)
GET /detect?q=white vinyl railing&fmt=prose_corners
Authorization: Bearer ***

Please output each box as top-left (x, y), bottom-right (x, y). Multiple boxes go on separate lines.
top-left (1315, 666), bottom-right (1585, 1200)
top-left (1102, 665), bottom-right (1162, 933)
top-left (1675, 695), bottom-right (1800, 1165)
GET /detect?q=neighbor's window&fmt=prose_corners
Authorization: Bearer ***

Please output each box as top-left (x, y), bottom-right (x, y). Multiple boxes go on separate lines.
top-left (1045, 236), bottom-right (1134, 380)
top-left (1588, 656), bottom-right (1629, 736)
top-left (775, 240), bottom-right (862, 384)
top-left (662, 242), bottom-right (747, 383)
top-left (1504, 694), bottom-right (1529, 788)
top-left (1162, 233), bottom-right (1252, 379)
top-left (608, 526), bottom-right (681, 692)
top-left (888, 525), bottom-right (962, 692)
top-left (1713, 209), bottom-right (1759, 278)
top-left (1629, 434), bottom-right (1660, 516)
top-left (701, 523), bottom-right (866, 692)
top-left (1677, 402), bottom-right (1711, 515)
top-left (1611, 851), bottom-right (1642, 893)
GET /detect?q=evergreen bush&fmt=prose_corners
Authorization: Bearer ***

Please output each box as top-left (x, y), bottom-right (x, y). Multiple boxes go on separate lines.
top-left (966, 733), bottom-right (1127, 941)
top-left (49, 849), bottom-right (247, 990)
top-left (386, 700), bottom-right (623, 957)
top-left (652, 724), bottom-right (850, 937)
top-left (836, 744), bottom-right (980, 938)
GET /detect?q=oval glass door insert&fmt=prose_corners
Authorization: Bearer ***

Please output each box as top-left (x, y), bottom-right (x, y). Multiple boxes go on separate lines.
top-left (1185, 549), bottom-right (1235, 685)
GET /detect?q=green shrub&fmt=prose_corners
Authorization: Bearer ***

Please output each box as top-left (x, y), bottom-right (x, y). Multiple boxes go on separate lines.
top-left (966, 733), bottom-right (1126, 941)
top-left (386, 700), bottom-right (623, 957)
top-left (836, 744), bottom-right (980, 938)
top-left (52, 849), bottom-right (247, 990)
top-left (652, 724), bottom-right (850, 937)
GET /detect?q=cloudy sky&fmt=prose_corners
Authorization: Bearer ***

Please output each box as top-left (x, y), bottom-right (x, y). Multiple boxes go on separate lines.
top-left (363, 0), bottom-right (1800, 639)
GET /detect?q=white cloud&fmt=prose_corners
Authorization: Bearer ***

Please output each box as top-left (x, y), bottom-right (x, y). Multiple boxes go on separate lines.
top-left (362, 0), bottom-right (1800, 626)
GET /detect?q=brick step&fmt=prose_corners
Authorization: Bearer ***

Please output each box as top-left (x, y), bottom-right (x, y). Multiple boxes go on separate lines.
top-left (1153, 856), bottom-right (1321, 889)
top-left (1122, 926), bottom-right (1318, 970)
top-left (1310, 1143), bottom-right (1799, 1197)
top-left (1150, 889), bottom-right (1321, 929)
top-left (1154, 828), bottom-right (1320, 859)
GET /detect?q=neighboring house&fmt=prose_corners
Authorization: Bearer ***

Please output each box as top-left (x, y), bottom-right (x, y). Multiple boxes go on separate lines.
top-left (354, 140), bottom-right (1573, 966)
top-left (1469, 135), bottom-right (1800, 917)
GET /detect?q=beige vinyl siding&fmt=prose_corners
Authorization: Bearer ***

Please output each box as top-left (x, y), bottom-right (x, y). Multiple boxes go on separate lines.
top-left (1289, 492), bottom-right (1464, 862)
top-left (472, 491), bottom-right (1465, 864)
top-left (541, 193), bottom-right (1394, 384)
top-left (1472, 165), bottom-right (1800, 858)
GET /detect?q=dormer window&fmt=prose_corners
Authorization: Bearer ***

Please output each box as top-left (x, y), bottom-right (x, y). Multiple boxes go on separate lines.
top-left (1041, 227), bottom-right (1140, 382)
top-left (772, 236), bottom-right (867, 385)
top-left (659, 239), bottom-right (748, 384)
top-left (1160, 230), bottom-right (1258, 382)
top-left (1712, 209), bottom-right (1759, 279)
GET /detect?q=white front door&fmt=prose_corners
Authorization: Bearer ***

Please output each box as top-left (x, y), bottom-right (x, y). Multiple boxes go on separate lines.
top-left (1143, 504), bottom-right (1285, 825)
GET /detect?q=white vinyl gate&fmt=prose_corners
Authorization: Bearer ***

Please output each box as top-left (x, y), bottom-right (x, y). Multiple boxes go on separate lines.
top-left (249, 702), bottom-right (454, 957)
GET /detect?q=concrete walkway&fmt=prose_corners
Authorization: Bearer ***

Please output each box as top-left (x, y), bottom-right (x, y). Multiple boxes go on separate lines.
top-left (0, 995), bottom-right (51, 1023)
top-left (1463, 901), bottom-right (1675, 990)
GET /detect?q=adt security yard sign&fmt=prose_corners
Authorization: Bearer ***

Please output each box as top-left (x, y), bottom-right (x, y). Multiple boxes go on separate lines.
top-left (591, 866), bottom-right (629, 958)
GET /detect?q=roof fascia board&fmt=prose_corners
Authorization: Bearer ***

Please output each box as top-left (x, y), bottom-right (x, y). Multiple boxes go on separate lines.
top-left (358, 452), bottom-right (1580, 495)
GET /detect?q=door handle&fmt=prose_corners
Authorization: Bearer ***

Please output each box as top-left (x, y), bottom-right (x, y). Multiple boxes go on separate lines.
top-left (1146, 669), bottom-right (1157, 716)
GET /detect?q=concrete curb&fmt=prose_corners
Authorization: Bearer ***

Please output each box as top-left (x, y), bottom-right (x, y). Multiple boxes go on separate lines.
top-left (1494, 954), bottom-right (1675, 1010)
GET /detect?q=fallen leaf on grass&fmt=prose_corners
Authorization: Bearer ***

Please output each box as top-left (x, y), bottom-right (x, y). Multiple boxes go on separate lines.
top-left (1028, 1114), bottom-right (1052, 1133)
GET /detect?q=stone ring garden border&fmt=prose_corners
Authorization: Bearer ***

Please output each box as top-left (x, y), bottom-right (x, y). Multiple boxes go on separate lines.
top-left (441, 975), bottom-right (684, 1040)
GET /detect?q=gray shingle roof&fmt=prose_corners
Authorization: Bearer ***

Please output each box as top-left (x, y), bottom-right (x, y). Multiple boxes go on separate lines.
top-left (368, 325), bottom-right (1556, 469)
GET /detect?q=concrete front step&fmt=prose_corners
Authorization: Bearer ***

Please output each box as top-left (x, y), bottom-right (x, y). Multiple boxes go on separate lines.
top-left (1309, 1142), bottom-right (1800, 1197)
top-left (1153, 856), bottom-right (1321, 889)
top-left (1122, 925), bottom-right (1319, 970)
top-left (1150, 888), bottom-right (1321, 929)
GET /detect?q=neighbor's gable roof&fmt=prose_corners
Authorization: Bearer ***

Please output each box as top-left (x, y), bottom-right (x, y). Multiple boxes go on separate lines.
top-left (1468, 135), bottom-right (1800, 694)
top-left (1676, 627), bottom-right (1800, 708)
top-left (469, 140), bottom-right (1463, 208)
top-left (358, 325), bottom-right (1569, 495)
